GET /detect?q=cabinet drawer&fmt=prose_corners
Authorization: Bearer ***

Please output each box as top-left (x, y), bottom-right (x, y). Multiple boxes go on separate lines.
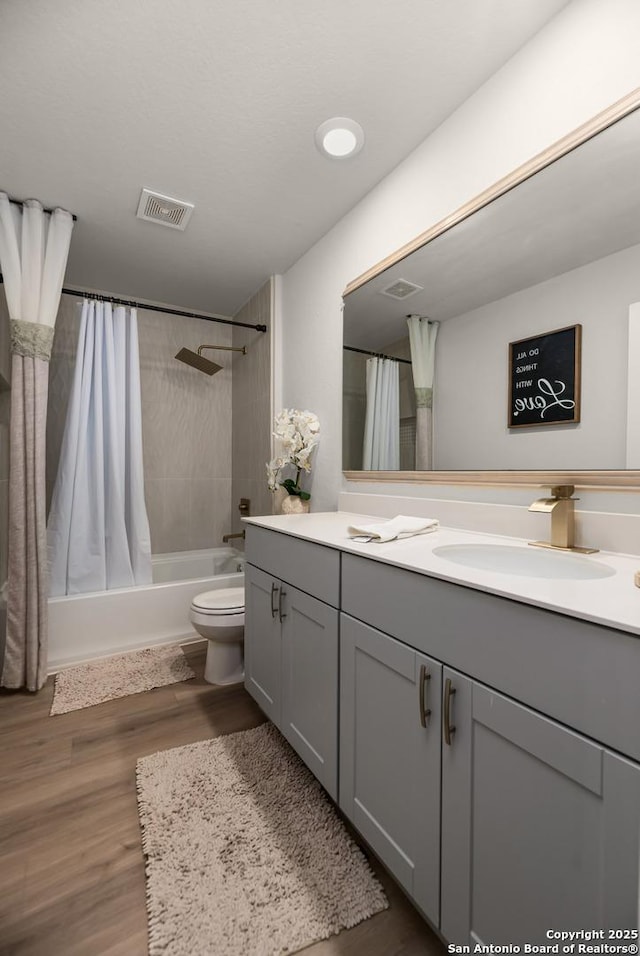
top-left (342, 552), bottom-right (640, 761)
top-left (245, 525), bottom-right (340, 607)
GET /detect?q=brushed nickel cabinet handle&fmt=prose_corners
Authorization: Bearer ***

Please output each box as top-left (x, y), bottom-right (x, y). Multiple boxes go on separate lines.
top-left (278, 588), bottom-right (287, 622)
top-left (270, 582), bottom-right (279, 619)
top-left (418, 664), bottom-right (431, 728)
top-left (443, 677), bottom-right (457, 746)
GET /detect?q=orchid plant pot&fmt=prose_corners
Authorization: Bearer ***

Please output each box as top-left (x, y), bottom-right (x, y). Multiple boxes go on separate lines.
top-left (281, 495), bottom-right (311, 515)
top-left (267, 409), bottom-right (320, 517)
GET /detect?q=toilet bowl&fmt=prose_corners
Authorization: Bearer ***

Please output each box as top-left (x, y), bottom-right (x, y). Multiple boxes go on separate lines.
top-left (189, 586), bottom-right (245, 685)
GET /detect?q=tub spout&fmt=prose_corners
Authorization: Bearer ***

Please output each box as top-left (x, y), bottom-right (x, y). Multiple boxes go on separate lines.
top-left (222, 530), bottom-right (246, 543)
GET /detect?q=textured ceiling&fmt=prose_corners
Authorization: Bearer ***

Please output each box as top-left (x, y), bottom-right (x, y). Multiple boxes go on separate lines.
top-left (0, 0), bottom-right (568, 315)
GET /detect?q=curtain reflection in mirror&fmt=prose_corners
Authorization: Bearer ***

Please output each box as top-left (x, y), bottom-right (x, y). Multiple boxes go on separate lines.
top-left (407, 316), bottom-right (439, 470)
top-left (362, 357), bottom-right (400, 469)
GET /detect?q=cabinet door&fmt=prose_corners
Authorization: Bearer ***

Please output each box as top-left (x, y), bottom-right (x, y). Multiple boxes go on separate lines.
top-left (244, 564), bottom-right (281, 724)
top-left (281, 585), bottom-right (339, 798)
top-left (441, 668), bottom-right (640, 944)
top-left (340, 614), bottom-right (442, 927)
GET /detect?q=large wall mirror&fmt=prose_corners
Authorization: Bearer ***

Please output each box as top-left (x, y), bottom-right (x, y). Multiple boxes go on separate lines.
top-left (342, 90), bottom-right (640, 488)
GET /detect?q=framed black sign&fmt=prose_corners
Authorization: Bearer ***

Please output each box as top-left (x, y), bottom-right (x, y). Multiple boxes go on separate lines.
top-left (508, 324), bottom-right (581, 428)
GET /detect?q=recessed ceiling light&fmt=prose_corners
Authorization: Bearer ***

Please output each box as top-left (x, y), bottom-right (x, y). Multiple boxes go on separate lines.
top-left (315, 117), bottom-right (364, 159)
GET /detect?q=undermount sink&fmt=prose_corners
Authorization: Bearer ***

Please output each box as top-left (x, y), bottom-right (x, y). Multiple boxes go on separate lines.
top-left (432, 543), bottom-right (616, 580)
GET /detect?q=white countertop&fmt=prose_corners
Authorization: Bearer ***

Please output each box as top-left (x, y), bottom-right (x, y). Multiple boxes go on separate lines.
top-left (243, 511), bottom-right (640, 636)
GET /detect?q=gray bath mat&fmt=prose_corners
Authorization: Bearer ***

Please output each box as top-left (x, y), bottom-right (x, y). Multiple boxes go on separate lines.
top-left (50, 644), bottom-right (195, 715)
top-left (136, 722), bottom-right (388, 956)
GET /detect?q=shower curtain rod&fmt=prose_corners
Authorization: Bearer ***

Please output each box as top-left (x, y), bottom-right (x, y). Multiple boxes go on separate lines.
top-left (0, 275), bottom-right (268, 332)
top-left (344, 344), bottom-right (411, 365)
top-left (5, 194), bottom-right (78, 221)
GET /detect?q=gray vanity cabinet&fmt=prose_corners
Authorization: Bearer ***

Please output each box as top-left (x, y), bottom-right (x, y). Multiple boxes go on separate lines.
top-left (340, 613), bottom-right (442, 927)
top-left (341, 550), bottom-right (640, 940)
top-left (440, 667), bottom-right (640, 945)
top-left (244, 526), bottom-right (340, 799)
top-left (246, 527), bottom-right (640, 943)
top-left (245, 563), bottom-right (282, 723)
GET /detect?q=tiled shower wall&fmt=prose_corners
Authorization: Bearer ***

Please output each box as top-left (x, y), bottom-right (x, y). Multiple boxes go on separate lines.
top-left (138, 307), bottom-right (233, 552)
top-left (231, 279), bottom-right (273, 533)
top-left (47, 293), bottom-right (233, 554)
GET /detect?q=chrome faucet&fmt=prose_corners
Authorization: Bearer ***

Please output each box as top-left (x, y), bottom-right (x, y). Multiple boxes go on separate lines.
top-left (222, 530), bottom-right (245, 543)
top-left (528, 485), bottom-right (597, 553)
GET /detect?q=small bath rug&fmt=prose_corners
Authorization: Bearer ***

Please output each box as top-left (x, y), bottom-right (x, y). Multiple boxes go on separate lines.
top-left (136, 722), bottom-right (388, 956)
top-left (50, 644), bottom-right (195, 715)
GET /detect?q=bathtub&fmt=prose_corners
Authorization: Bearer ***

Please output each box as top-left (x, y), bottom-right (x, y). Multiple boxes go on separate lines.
top-left (48, 547), bottom-right (245, 672)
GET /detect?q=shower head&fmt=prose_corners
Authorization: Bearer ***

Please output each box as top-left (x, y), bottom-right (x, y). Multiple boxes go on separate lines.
top-left (175, 347), bottom-right (222, 376)
top-left (175, 343), bottom-right (247, 375)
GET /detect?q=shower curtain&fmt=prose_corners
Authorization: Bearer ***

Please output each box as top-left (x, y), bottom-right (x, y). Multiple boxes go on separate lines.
top-left (0, 194), bottom-right (74, 691)
top-left (362, 356), bottom-right (400, 470)
top-left (47, 299), bottom-right (152, 595)
top-left (407, 316), bottom-right (439, 470)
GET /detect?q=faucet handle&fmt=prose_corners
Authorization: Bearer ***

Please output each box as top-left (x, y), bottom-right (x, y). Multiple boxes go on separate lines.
top-left (550, 485), bottom-right (575, 499)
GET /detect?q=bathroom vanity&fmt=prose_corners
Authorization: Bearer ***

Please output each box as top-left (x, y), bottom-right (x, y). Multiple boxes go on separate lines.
top-left (243, 513), bottom-right (640, 945)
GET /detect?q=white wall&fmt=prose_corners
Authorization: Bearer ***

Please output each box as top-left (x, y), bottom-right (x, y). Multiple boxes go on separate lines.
top-left (627, 303), bottom-right (640, 468)
top-left (434, 243), bottom-right (640, 470)
top-left (279, 0), bottom-right (640, 513)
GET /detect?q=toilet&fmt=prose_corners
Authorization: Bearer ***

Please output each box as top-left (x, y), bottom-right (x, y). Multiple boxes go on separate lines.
top-left (189, 586), bottom-right (245, 685)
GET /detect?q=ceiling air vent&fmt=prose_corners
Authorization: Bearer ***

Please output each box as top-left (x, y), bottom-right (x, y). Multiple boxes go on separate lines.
top-left (136, 189), bottom-right (194, 230)
top-left (379, 278), bottom-right (423, 300)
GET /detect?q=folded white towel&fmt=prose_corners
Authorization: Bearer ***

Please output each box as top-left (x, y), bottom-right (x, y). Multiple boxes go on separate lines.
top-left (347, 514), bottom-right (439, 543)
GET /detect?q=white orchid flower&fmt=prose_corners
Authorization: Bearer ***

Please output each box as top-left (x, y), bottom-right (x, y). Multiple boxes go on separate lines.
top-left (265, 409), bottom-right (320, 498)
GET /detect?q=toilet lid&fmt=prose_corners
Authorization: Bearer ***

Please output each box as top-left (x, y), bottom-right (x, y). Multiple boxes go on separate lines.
top-left (191, 587), bottom-right (245, 613)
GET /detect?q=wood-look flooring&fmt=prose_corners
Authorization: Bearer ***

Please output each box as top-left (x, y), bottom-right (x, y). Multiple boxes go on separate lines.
top-left (0, 642), bottom-right (446, 956)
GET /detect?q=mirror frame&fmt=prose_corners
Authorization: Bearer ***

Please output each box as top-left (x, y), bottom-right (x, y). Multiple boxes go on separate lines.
top-left (342, 85), bottom-right (640, 490)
